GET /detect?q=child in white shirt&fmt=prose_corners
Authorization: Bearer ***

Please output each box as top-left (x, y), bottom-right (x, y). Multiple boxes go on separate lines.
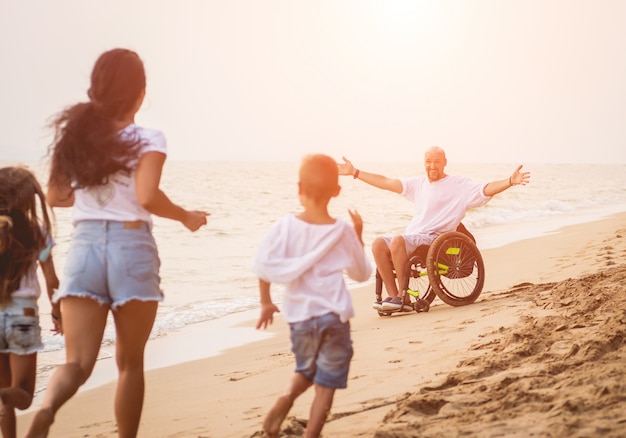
top-left (252, 154), bottom-right (372, 438)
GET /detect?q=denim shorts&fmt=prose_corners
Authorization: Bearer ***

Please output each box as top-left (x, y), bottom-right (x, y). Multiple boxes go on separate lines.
top-left (55, 220), bottom-right (163, 310)
top-left (289, 312), bottom-right (353, 389)
top-left (0, 297), bottom-right (43, 355)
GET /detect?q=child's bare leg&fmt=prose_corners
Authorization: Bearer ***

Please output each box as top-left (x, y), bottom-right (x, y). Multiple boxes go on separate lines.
top-left (0, 355), bottom-right (10, 437)
top-left (1, 352), bottom-right (37, 438)
top-left (0, 399), bottom-right (16, 438)
top-left (305, 384), bottom-right (335, 438)
top-left (264, 372), bottom-right (312, 438)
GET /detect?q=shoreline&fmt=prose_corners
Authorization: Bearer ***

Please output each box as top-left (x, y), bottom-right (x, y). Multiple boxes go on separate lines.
top-left (17, 211), bottom-right (626, 436)
top-left (472, 201), bottom-right (626, 250)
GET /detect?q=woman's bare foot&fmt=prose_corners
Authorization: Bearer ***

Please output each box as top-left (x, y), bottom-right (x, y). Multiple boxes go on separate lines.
top-left (263, 395), bottom-right (293, 438)
top-left (24, 407), bottom-right (54, 438)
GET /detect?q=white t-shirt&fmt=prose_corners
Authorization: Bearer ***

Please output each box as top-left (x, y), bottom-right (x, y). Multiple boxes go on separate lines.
top-left (400, 175), bottom-right (491, 238)
top-left (12, 233), bottom-right (55, 299)
top-left (252, 214), bottom-right (372, 324)
top-left (71, 124), bottom-right (167, 226)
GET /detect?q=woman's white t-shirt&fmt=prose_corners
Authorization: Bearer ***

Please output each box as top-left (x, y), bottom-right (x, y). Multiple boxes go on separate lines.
top-left (71, 124), bottom-right (167, 226)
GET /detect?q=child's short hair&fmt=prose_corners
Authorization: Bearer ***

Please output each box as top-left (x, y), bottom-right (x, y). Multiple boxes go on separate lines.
top-left (0, 166), bottom-right (51, 303)
top-left (299, 154), bottom-right (339, 201)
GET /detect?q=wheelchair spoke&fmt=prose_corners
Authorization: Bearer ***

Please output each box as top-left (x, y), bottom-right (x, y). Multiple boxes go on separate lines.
top-left (427, 231), bottom-right (485, 307)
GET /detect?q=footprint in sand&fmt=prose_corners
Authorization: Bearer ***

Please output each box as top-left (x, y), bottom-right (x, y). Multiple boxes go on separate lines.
top-left (243, 406), bottom-right (264, 417)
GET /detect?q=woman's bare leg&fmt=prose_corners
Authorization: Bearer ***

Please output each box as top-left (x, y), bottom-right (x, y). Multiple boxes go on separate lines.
top-left (264, 372), bottom-right (312, 438)
top-left (306, 384), bottom-right (335, 438)
top-left (25, 297), bottom-right (108, 438)
top-left (112, 300), bottom-right (158, 438)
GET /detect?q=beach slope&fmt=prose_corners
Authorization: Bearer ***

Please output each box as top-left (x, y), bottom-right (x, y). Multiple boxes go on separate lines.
top-left (17, 213), bottom-right (626, 437)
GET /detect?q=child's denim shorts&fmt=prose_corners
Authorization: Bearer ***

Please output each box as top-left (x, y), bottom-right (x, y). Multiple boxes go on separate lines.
top-left (289, 312), bottom-right (353, 389)
top-left (54, 220), bottom-right (164, 310)
top-left (0, 297), bottom-right (43, 355)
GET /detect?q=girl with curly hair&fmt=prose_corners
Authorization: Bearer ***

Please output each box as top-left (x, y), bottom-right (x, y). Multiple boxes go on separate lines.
top-left (0, 166), bottom-right (60, 438)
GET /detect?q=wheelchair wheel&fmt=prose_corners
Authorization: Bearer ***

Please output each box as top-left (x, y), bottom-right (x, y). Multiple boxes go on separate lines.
top-left (426, 231), bottom-right (484, 307)
top-left (404, 253), bottom-right (436, 312)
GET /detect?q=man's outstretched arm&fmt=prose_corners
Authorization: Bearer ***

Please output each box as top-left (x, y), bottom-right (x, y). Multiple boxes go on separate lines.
top-left (338, 156), bottom-right (403, 194)
top-left (483, 165), bottom-right (530, 197)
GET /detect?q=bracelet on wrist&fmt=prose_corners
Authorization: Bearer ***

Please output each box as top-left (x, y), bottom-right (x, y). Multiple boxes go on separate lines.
top-left (509, 176), bottom-right (513, 187)
top-left (353, 169), bottom-right (360, 179)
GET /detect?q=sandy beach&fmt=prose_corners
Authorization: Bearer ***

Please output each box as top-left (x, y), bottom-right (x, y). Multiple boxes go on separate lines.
top-left (17, 212), bottom-right (626, 437)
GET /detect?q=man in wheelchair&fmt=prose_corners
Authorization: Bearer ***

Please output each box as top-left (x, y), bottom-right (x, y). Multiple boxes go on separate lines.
top-left (338, 146), bottom-right (530, 312)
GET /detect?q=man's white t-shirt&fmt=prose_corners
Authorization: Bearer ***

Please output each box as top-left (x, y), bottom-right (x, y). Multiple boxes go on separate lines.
top-left (71, 124), bottom-right (167, 226)
top-left (400, 175), bottom-right (491, 239)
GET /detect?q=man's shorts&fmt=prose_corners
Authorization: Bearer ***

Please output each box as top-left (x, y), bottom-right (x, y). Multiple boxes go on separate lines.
top-left (380, 233), bottom-right (437, 255)
top-left (289, 312), bottom-right (353, 389)
top-left (54, 220), bottom-right (164, 310)
top-left (0, 297), bottom-right (43, 355)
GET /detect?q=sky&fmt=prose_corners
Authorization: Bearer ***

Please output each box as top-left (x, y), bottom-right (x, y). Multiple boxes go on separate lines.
top-left (1, 0), bottom-right (625, 164)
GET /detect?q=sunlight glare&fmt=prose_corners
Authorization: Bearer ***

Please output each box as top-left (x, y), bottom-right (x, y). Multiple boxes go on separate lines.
top-left (366, 0), bottom-right (441, 42)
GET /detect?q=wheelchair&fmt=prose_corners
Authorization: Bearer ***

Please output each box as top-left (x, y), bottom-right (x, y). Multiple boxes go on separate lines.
top-left (374, 223), bottom-right (485, 316)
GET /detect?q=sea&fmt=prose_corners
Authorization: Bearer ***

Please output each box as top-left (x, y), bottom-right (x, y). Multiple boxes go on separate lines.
top-left (3, 159), bottom-right (626, 400)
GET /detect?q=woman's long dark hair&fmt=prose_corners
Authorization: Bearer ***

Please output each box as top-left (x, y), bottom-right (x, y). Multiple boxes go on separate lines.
top-left (0, 167), bottom-right (52, 304)
top-left (48, 48), bottom-right (147, 190)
